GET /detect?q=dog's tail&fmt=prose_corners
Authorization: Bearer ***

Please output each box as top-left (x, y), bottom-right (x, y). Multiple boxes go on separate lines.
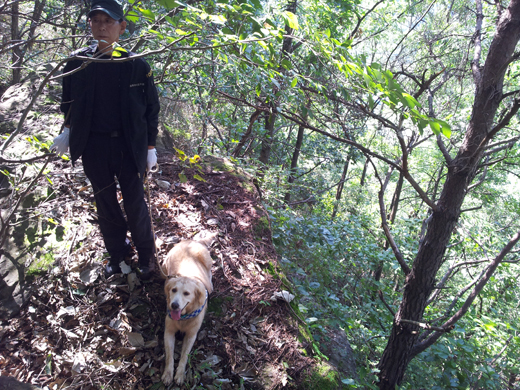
top-left (194, 231), bottom-right (218, 248)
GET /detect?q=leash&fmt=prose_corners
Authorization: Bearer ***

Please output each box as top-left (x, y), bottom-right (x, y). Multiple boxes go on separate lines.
top-left (144, 168), bottom-right (170, 279)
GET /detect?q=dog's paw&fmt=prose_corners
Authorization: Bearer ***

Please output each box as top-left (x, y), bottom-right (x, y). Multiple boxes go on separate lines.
top-left (174, 369), bottom-right (185, 385)
top-left (162, 370), bottom-right (174, 385)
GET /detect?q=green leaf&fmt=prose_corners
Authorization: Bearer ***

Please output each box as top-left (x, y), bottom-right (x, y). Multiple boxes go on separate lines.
top-left (193, 174), bottom-right (206, 182)
top-left (256, 84), bottom-right (261, 96)
top-left (209, 14), bottom-right (227, 24)
top-left (325, 28), bottom-right (331, 38)
top-left (417, 119), bottom-right (428, 135)
top-left (156, 0), bottom-right (177, 9)
top-left (291, 77), bottom-right (298, 88)
top-left (429, 120), bottom-right (441, 135)
top-left (282, 11), bottom-right (299, 30)
top-left (281, 58), bottom-right (292, 70)
top-left (179, 173), bottom-right (187, 183)
top-left (438, 119), bottom-right (452, 138)
top-left (368, 94), bottom-right (375, 110)
top-left (174, 148), bottom-right (187, 161)
top-left (45, 354), bottom-right (52, 375)
top-left (189, 155), bottom-right (201, 164)
top-left (125, 10), bottom-right (139, 23)
top-left (137, 7), bottom-right (155, 21)
top-left (363, 73), bottom-right (373, 89)
top-left (402, 93), bottom-right (419, 109)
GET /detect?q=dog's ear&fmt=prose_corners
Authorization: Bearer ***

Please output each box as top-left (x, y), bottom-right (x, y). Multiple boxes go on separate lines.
top-left (195, 231), bottom-right (218, 248)
top-left (194, 287), bottom-right (202, 302)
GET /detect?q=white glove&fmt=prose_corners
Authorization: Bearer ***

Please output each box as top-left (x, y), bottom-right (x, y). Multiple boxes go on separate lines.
top-left (147, 148), bottom-right (158, 172)
top-left (51, 127), bottom-right (70, 156)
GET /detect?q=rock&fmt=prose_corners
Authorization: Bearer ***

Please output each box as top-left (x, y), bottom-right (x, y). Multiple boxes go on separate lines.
top-left (320, 327), bottom-right (357, 379)
top-left (0, 248), bottom-right (32, 319)
top-left (0, 83), bottom-right (32, 113)
top-left (0, 375), bottom-right (41, 389)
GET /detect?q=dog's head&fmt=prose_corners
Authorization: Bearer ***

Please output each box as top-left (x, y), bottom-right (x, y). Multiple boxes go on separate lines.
top-left (164, 276), bottom-right (205, 321)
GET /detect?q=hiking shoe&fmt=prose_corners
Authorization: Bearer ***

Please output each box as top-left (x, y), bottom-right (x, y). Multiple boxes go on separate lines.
top-left (137, 254), bottom-right (156, 280)
top-left (104, 244), bottom-right (131, 277)
top-left (104, 259), bottom-right (123, 277)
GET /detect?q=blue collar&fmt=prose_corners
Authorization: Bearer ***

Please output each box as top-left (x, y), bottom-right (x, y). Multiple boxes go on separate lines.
top-left (169, 289), bottom-right (208, 321)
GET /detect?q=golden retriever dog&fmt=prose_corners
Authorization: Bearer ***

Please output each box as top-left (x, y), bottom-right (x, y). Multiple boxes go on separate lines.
top-left (161, 234), bottom-right (215, 386)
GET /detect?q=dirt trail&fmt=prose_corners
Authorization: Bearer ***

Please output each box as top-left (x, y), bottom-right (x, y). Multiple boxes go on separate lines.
top-left (0, 152), bottom-right (313, 389)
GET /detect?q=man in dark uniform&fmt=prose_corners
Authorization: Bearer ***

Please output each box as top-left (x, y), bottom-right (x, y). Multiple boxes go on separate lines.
top-left (52, 0), bottom-right (160, 279)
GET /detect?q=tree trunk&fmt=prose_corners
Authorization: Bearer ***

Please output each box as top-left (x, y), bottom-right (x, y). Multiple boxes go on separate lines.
top-left (259, 110), bottom-right (276, 165)
top-left (232, 109), bottom-right (262, 158)
top-left (360, 158), bottom-right (368, 186)
top-left (388, 172), bottom-right (404, 223)
top-left (282, 1), bottom-right (297, 56)
top-left (374, 171), bottom-right (403, 281)
top-left (259, 0), bottom-right (297, 166)
top-left (377, 1), bottom-right (520, 388)
top-left (331, 158), bottom-right (350, 220)
top-left (284, 120), bottom-right (305, 203)
top-left (11, 2), bottom-right (21, 84)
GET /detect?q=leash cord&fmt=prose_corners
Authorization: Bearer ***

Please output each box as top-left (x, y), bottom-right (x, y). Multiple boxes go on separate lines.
top-left (145, 171), bottom-right (169, 279)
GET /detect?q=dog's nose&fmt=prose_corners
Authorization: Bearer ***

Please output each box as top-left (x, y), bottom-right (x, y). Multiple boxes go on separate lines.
top-left (170, 302), bottom-right (179, 310)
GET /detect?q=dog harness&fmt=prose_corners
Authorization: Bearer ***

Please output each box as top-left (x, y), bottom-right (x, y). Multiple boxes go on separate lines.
top-left (169, 289), bottom-right (208, 321)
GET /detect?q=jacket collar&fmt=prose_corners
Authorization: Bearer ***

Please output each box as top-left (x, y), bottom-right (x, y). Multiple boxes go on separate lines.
top-left (82, 41), bottom-right (130, 58)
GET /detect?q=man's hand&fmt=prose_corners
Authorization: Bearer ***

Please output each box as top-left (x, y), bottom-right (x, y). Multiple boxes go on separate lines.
top-left (51, 127), bottom-right (70, 156)
top-left (147, 148), bottom-right (158, 172)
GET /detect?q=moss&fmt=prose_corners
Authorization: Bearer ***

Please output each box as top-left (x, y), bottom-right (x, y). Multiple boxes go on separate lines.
top-left (266, 261), bottom-right (277, 276)
top-left (301, 361), bottom-right (341, 390)
top-left (26, 251), bottom-right (54, 276)
top-left (237, 179), bottom-right (255, 193)
top-left (202, 156), bottom-right (257, 192)
top-left (253, 215), bottom-right (270, 240)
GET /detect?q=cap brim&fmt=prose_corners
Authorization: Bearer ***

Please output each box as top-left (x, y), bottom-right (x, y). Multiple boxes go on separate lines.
top-left (88, 7), bottom-right (122, 21)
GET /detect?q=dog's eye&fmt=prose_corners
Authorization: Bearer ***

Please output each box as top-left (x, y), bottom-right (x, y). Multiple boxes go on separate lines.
top-left (183, 292), bottom-right (190, 296)
top-left (172, 288), bottom-right (177, 293)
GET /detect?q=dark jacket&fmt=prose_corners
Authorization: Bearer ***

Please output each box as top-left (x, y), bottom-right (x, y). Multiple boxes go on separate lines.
top-left (60, 42), bottom-right (160, 177)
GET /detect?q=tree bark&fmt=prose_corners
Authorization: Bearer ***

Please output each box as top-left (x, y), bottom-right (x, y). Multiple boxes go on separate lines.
top-left (232, 109), bottom-right (262, 158)
top-left (377, 1), bottom-right (520, 388)
top-left (331, 158), bottom-right (349, 220)
top-left (373, 171), bottom-right (404, 281)
top-left (259, 110), bottom-right (276, 165)
top-left (11, 2), bottom-right (21, 84)
top-left (258, 0), bottom-right (297, 166)
top-left (284, 120), bottom-right (305, 203)
top-left (360, 158), bottom-right (368, 186)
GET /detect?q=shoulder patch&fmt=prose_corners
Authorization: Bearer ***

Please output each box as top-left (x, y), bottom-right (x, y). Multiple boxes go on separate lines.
top-left (146, 69), bottom-right (153, 78)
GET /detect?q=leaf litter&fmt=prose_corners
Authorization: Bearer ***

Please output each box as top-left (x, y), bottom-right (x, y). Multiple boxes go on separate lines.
top-left (0, 151), bottom-right (314, 389)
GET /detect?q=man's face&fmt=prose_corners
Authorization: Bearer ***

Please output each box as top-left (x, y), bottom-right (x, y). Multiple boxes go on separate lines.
top-left (89, 11), bottom-right (127, 52)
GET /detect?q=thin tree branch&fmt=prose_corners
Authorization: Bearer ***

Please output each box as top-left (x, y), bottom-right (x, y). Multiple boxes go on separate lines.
top-left (412, 229), bottom-right (520, 357)
top-left (471, 0), bottom-right (484, 84)
top-left (384, 0), bottom-right (438, 69)
top-left (348, 0), bottom-right (386, 41)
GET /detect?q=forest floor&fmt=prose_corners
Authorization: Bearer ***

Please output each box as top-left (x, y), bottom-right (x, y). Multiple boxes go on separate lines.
top-left (0, 150), bottom-right (317, 390)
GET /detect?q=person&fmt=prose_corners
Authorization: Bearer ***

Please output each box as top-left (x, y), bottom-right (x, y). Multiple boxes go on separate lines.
top-left (52, 0), bottom-right (160, 280)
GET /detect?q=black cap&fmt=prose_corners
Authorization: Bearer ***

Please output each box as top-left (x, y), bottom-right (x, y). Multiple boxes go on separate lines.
top-left (88, 0), bottom-right (124, 21)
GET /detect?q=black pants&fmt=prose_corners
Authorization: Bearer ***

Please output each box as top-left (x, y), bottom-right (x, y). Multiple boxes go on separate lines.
top-left (82, 133), bottom-right (154, 260)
